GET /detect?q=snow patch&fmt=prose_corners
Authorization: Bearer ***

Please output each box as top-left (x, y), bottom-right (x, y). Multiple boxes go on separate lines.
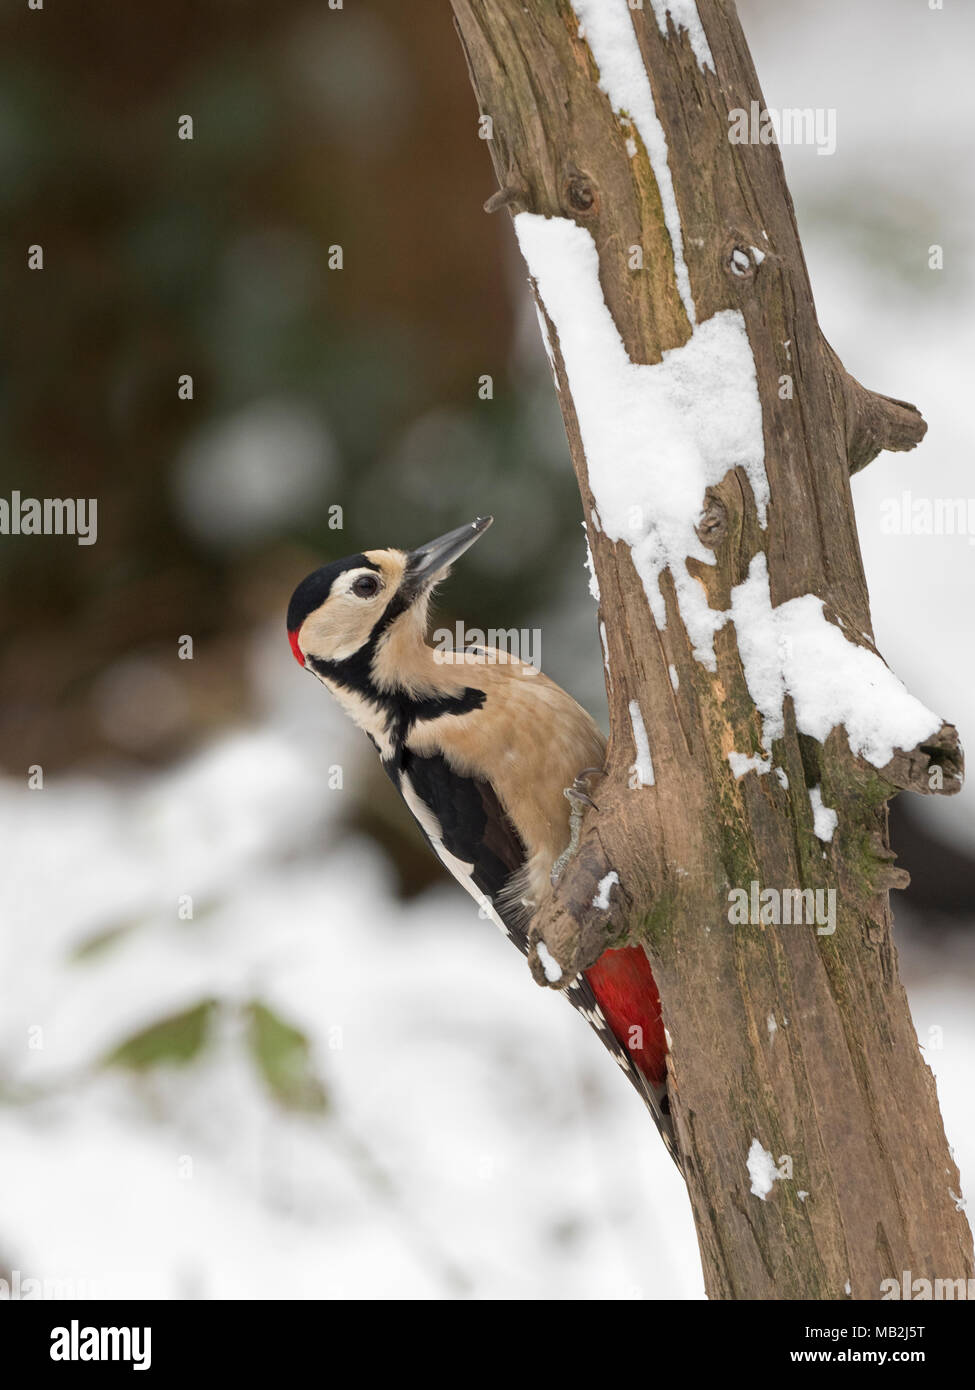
top-left (536, 941), bottom-right (563, 983)
top-left (584, 524), bottom-right (600, 601)
top-left (747, 1138), bottom-right (778, 1200)
top-left (728, 751), bottom-right (771, 779)
top-left (514, 214), bottom-right (767, 671)
top-left (728, 552), bottom-right (787, 746)
top-left (570, 0), bottom-right (697, 323)
top-left (808, 785), bottom-right (838, 843)
top-left (730, 553), bottom-right (942, 767)
top-left (534, 305), bottom-right (559, 385)
top-left (628, 700), bottom-right (656, 786)
top-left (648, 0), bottom-right (715, 72)
top-left (519, 216), bottom-right (939, 774)
top-left (668, 663), bottom-right (679, 691)
top-left (592, 871), bottom-right (620, 911)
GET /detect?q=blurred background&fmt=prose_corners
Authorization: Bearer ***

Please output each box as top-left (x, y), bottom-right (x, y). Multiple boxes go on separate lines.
top-left (0, 0), bottom-right (971, 1299)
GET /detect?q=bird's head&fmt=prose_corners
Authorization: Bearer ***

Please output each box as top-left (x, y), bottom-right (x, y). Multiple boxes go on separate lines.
top-left (287, 516), bottom-right (493, 679)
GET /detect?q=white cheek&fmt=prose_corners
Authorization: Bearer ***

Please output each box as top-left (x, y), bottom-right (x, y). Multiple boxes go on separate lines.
top-left (329, 638), bottom-right (362, 662)
top-left (312, 596), bottom-right (389, 662)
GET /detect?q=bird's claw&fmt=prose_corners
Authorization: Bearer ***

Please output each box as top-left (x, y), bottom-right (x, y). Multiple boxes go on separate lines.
top-left (564, 785), bottom-right (597, 811)
top-left (564, 767), bottom-right (603, 812)
top-left (551, 770), bottom-right (604, 885)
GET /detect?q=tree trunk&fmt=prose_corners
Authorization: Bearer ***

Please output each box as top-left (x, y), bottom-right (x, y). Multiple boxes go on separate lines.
top-left (450, 0), bottom-right (972, 1299)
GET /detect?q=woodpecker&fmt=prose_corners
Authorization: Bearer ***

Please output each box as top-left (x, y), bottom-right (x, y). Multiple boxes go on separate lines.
top-left (287, 516), bottom-right (678, 1168)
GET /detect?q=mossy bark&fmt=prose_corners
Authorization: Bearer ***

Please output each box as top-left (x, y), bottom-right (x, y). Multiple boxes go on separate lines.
top-left (450, 0), bottom-right (971, 1299)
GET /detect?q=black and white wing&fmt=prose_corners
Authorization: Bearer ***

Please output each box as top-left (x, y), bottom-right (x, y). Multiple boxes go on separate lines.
top-left (393, 748), bottom-right (530, 949)
top-left (387, 746), bottom-right (679, 1165)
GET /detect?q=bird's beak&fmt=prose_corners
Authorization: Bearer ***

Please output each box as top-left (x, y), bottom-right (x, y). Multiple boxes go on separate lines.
top-left (402, 516), bottom-right (493, 596)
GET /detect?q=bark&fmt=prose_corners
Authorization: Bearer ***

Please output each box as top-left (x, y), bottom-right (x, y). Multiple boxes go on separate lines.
top-left (450, 0), bottom-right (972, 1299)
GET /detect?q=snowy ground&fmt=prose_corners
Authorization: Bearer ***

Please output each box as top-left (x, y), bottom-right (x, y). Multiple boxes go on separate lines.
top-left (0, 633), bottom-right (702, 1299)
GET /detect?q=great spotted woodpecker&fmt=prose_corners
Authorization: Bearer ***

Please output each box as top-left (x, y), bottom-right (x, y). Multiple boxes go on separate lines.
top-left (287, 517), bottom-right (678, 1168)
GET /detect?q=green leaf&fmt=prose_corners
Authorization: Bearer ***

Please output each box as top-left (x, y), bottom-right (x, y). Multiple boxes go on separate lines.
top-left (246, 1000), bottom-right (328, 1114)
top-left (70, 919), bottom-right (139, 962)
top-left (103, 999), bottom-right (216, 1071)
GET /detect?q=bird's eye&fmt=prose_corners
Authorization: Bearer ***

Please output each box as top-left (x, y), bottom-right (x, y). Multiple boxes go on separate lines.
top-left (351, 573), bottom-right (381, 599)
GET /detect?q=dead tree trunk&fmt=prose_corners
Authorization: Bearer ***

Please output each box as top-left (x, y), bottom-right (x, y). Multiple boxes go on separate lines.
top-left (450, 0), bottom-right (972, 1299)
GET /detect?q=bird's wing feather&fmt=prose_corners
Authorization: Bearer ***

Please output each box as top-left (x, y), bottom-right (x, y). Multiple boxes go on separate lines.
top-left (388, 747), bottom-right (681, 1170)
top-left (394, 748), bottom-right (530, 947)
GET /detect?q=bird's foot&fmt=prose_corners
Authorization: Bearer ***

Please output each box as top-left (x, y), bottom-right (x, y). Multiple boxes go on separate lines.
top-left (551, 769), bottom-right (604, 885)
top-left (564, 766), bottom-right (605, 811)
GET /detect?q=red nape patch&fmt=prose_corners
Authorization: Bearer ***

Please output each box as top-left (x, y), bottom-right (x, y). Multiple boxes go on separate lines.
top-left (288, 629), bottom-right (305, 666)
top-left (584, 945), bottom-right (668, 1087)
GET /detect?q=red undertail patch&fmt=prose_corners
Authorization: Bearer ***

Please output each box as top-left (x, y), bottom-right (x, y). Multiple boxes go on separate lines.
top-left (584, 944), bottom-right (668, 1087)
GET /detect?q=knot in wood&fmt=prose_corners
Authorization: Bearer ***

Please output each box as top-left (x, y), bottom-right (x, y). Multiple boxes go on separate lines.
top-left (566, 174), bottom-right (597, 215)
top-left (696, 496), bottom-right (728, 547)
top-left (725, 240), bottom-right (760, 281)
